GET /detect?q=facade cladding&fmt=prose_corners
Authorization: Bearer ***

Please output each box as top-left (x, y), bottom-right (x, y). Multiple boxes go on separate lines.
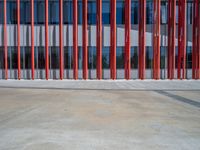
top-left (0, 0), bottom-right (199, 80)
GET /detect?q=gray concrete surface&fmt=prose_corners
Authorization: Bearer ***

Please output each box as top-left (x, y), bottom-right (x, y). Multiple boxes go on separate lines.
top-left (0, 80), bottom-right (200, 90)
top-left (0, 86), bottom-right (200, 150)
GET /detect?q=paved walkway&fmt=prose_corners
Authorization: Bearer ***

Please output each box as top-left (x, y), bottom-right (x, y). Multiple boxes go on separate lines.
top-left (0, 80), bottom-right (200, 90)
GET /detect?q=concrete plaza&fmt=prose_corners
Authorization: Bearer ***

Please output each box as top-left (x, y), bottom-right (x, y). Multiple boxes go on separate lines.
top-left (0, 80), bottom-right (200, 150)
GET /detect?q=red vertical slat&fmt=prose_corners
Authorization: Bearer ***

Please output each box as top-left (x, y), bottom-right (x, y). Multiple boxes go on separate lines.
top-left (96, 0), bottom-right (102, 79)
top-left (178, 0), bottom-right (186, 79)
top-left (110, 0), bottom-right (116, 80)
top-left (59, 0), bottom-right (63, 80)
top-left (124, 0), bottom-right (131, 80)
top-left (31, 0), bottom-right (34, 80)
top-left (17, 0), bottom-right (20, 80)
top-left (167, 0), bottom-right (176, 80)
top-left (73, 0), bottom-right (78, 80)
top-left (45, 0), bottom-right (49, 80)
top-left (83, 0), bottom-right (88, 80)
top-left (198, 1), bottom-right (200, 79)
top-left (139, 0), bottom-right (146, 80)
top-left (4, 0), bottom-right (8, 80)
top-left (153, 0), bottom-right (161, 80)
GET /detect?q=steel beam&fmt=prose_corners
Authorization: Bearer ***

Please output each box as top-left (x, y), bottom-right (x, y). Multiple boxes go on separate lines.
top-left (17, 0), bottom-right (20, 80)
top-left (124, 0), bottom-right (131, 80)
top-left (31, 0), bottom-right (34, 80)
top-left (153, 0), bottom-right (160, 80)
top-left (138, 0), bottom-right (146, 80)
top-left (192, 0), bottom-right (200, 79)
top-left (45, 0), bottom-right (49, 80)
top-left (83, 0), bottom-right (88, 80)
top-left (110, 0), bottom-right (116, 80)
top-left (4, 0), bottom-right (8, 80)
top-left (178, 0), bottom-right (186, 79)
top-left (59, 0), bottom-right (63, 80)
top-left (167, 0), bottom-right (176, 79)
top-left (96, 0), bottom-right (102, 79)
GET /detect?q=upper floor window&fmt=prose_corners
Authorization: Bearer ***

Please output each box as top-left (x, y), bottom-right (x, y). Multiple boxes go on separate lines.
top-left (102, 1), bottom-right (110, 25)
top-left (0, 2), bottom-right (3, 24)
top-left (49, 1), bottom-right (59, 24)
top-left (131, 2), bottom-right (138, 24)
top-left (146, 1), bottom-right (153, 24)
top-left (116, 1), bottom-right (125, 24)
top-left (88, 1), bottom-right (96, 25)
top-left (63, 1), bottom-right (73, 24)
top-left (7, 2), bottom-right (17, 24)
top-left (161, 2), bottom-right (167, 24)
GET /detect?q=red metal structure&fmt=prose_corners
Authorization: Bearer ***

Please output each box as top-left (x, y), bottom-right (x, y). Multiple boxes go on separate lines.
top-left (124, 0), bottom-right (131, 80)
top-left (153, 0), bottom-right (161, 80)
top-left (31, 0), bottom-right (34, 80)
top-left (178, 0), bottom-right (186, 79)
top-left (96, 0), bottom-right (102, 79)
top-left (73, 0), bottom-right (78, 80)
top-left (167, 0), bottom-right (176, 80)
top-left (4, 0), bottom-right (8, 80)
top-left (59, 0), bottom-right (63, 80)
top-left (45, 0), bottom-right (49, 80)
top-left (192, 0), bottom-right (200, 79)
top-left (138, 0), bottom-right (146, 80)
top-left (17, 0), bottom-right (20, 80)
top-left (110, 0), bottom-right (116, 79)
top-left (83, 0), bottom-right (88, 80)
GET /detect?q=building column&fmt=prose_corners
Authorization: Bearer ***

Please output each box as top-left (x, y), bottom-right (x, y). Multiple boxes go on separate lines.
top-left (110, 0), bottom-right (116, 80)
top-left (178, 0), bottom-right (186, 79)
top-left (167, 0), bottom-right (176, 80)
top-left (31, 0), bottom-right (34, 80)
top-left (139, 0), bottom-right (146, 80)
top-left (192, 0), bottom-right (200, 79)
top-left (83, 0), bottom-right (88, 80)
top-left (59, 0), bottom-right (63, 80)
top-left (45, 0), bottom-right (49, 80)
top-left (17, 0), bottom-right (21, 80)
top-left (73, 0), bottom-right (78, 80)
top-left (4, 0), bottom-right (8, 80)
top-left (153, 0), bottom-right (160, 80)
top-left (124, 0), bottom-right (131, 80)
top-left (96, 0), bottom-right (102, 79)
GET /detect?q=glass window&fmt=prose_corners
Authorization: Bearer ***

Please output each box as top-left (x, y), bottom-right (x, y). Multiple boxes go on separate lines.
top-left (160, 46), bottom-right (166, 69)
top-left (38, 47), bottom-right (45, 69)
top-left (7, 2), bottom-right (17, 24)
top-left (186, 46), bottom-right (192, 69)
top-left (0, 1), bottom-right (3, 24)
top-left (187, 2), bottom-right (193, 24)
top-left (116, 1), bottom-right (124, 24)
top-left (20, 2), bottom-right (31, 24)
top-left (63, 1), bottom-right (73, 24)
top-left (161, 2), bottom-right (167, 24)
top-left (8, 47), bottom-right (17, 69)
top-left (78, 47), bottom-right (82, 69)
top-left (78, 1), bottom-right (82, 24)
top-left (0, 47), bottom-right (4, 69)
top-left (88, 47), bottom-right (96, 69)
top-left (116, 47), bottom-right (124, 69)
top-left (131, 47), bottom-right (138, 69)
top-left (131, 1), bottom-right (138, 24)
top-left (35, 1), bottom-right (45, 24)
top-left (88, 1), bottom-right (96, 25)
top-left (102, 47), bottom-right (109, 69)
top-left (176, 4), bottom-right (178, 24)
top-left (64, 46), bottom-right (73, 69)
top-left (49, 47), bottom-right (59, 69)
top-left (146, 46), bottom-right (153, 69)
top-left (49, 1), bottom-right (59, 24)
top-left (102, 1), bottom-right (110, 25)
top-left (146, 1), bottom-right (153, 24)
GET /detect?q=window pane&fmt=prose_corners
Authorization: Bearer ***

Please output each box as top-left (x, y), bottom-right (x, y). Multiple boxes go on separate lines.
top-left (102, 2), bottom-right (110, 25)
top-left (49, 1), bottom-right (59, 24)
top-left (102, 47), bottom-right (109, 69)
top-left (38, 47), bottom-right (45, 69)
top-left (0, 2), bottom-right (3, 24)
top-left (116, 1), bottom-right (124, 24)
top-left (88, 47), bottom-right (96, 69)
top-left (78, 2), bottom-right (82, 24)
top-left (131, 47), bottom-right (138, 69)
top-left (116, 47), bottom-right (124, 69)
top-left (7, 2), bottom-right (17, 24)
top-left (131, 2), bottom-right (138, 24)
top-left (88, 1), bottom-right (96, 25)
top-left (161, 2), bottom-right (167, 24)
top-left (146, 46), bottom-right (153, 69)
top-left (50, 47), bottom-right (59, 69)
top-left (0, 47), bottom-right (4, 69)
top-left (63, 1), bottom-right (72, 24)
top-left (36, 1), bottom-right (45, 24)
top-left (64, 46), bottom-right (73, 69)
top-left (146, 1), bottom-right (153, 24)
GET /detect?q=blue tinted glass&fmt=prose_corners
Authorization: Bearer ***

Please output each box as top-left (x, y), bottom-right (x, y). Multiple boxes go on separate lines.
top-left (0, 2), bottom-right (3, 24)
top-left (146, 2), bottom-right (153, 24)
top-left (116, 1), bottom-right (124, 24)
top-left (63, 1), bottom-right (72, 24)
top-left (131, 47), bottom-right (138, 69)
top-left (35, 1), bottom-right (45, 24)
top-left (161, 2), bottom-right (167, 24)
top-left (116, 47), bottom-right (124, 69)
top-left (20, 2), bottom-right (31, 24)
top-left (88, 47), bottom-right (96, 69)
top-left (7, 2), bottom-right (17, 24)
top-left (102, 47), bottom-right (109, 69)
top-left (131, 2), bottom-right (138, 24)
top-left (88, 2), bottom-right (96, 25)
top-left (78, 2), bottom-right (82, 24)
top-left (102, 2), bottom-right (110, 25)
top-left (49, 1), bottom-right (59, 24)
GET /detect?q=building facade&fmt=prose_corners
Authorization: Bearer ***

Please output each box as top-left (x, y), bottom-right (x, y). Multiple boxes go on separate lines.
top-left (0, 0), bottom-right (199, 80)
